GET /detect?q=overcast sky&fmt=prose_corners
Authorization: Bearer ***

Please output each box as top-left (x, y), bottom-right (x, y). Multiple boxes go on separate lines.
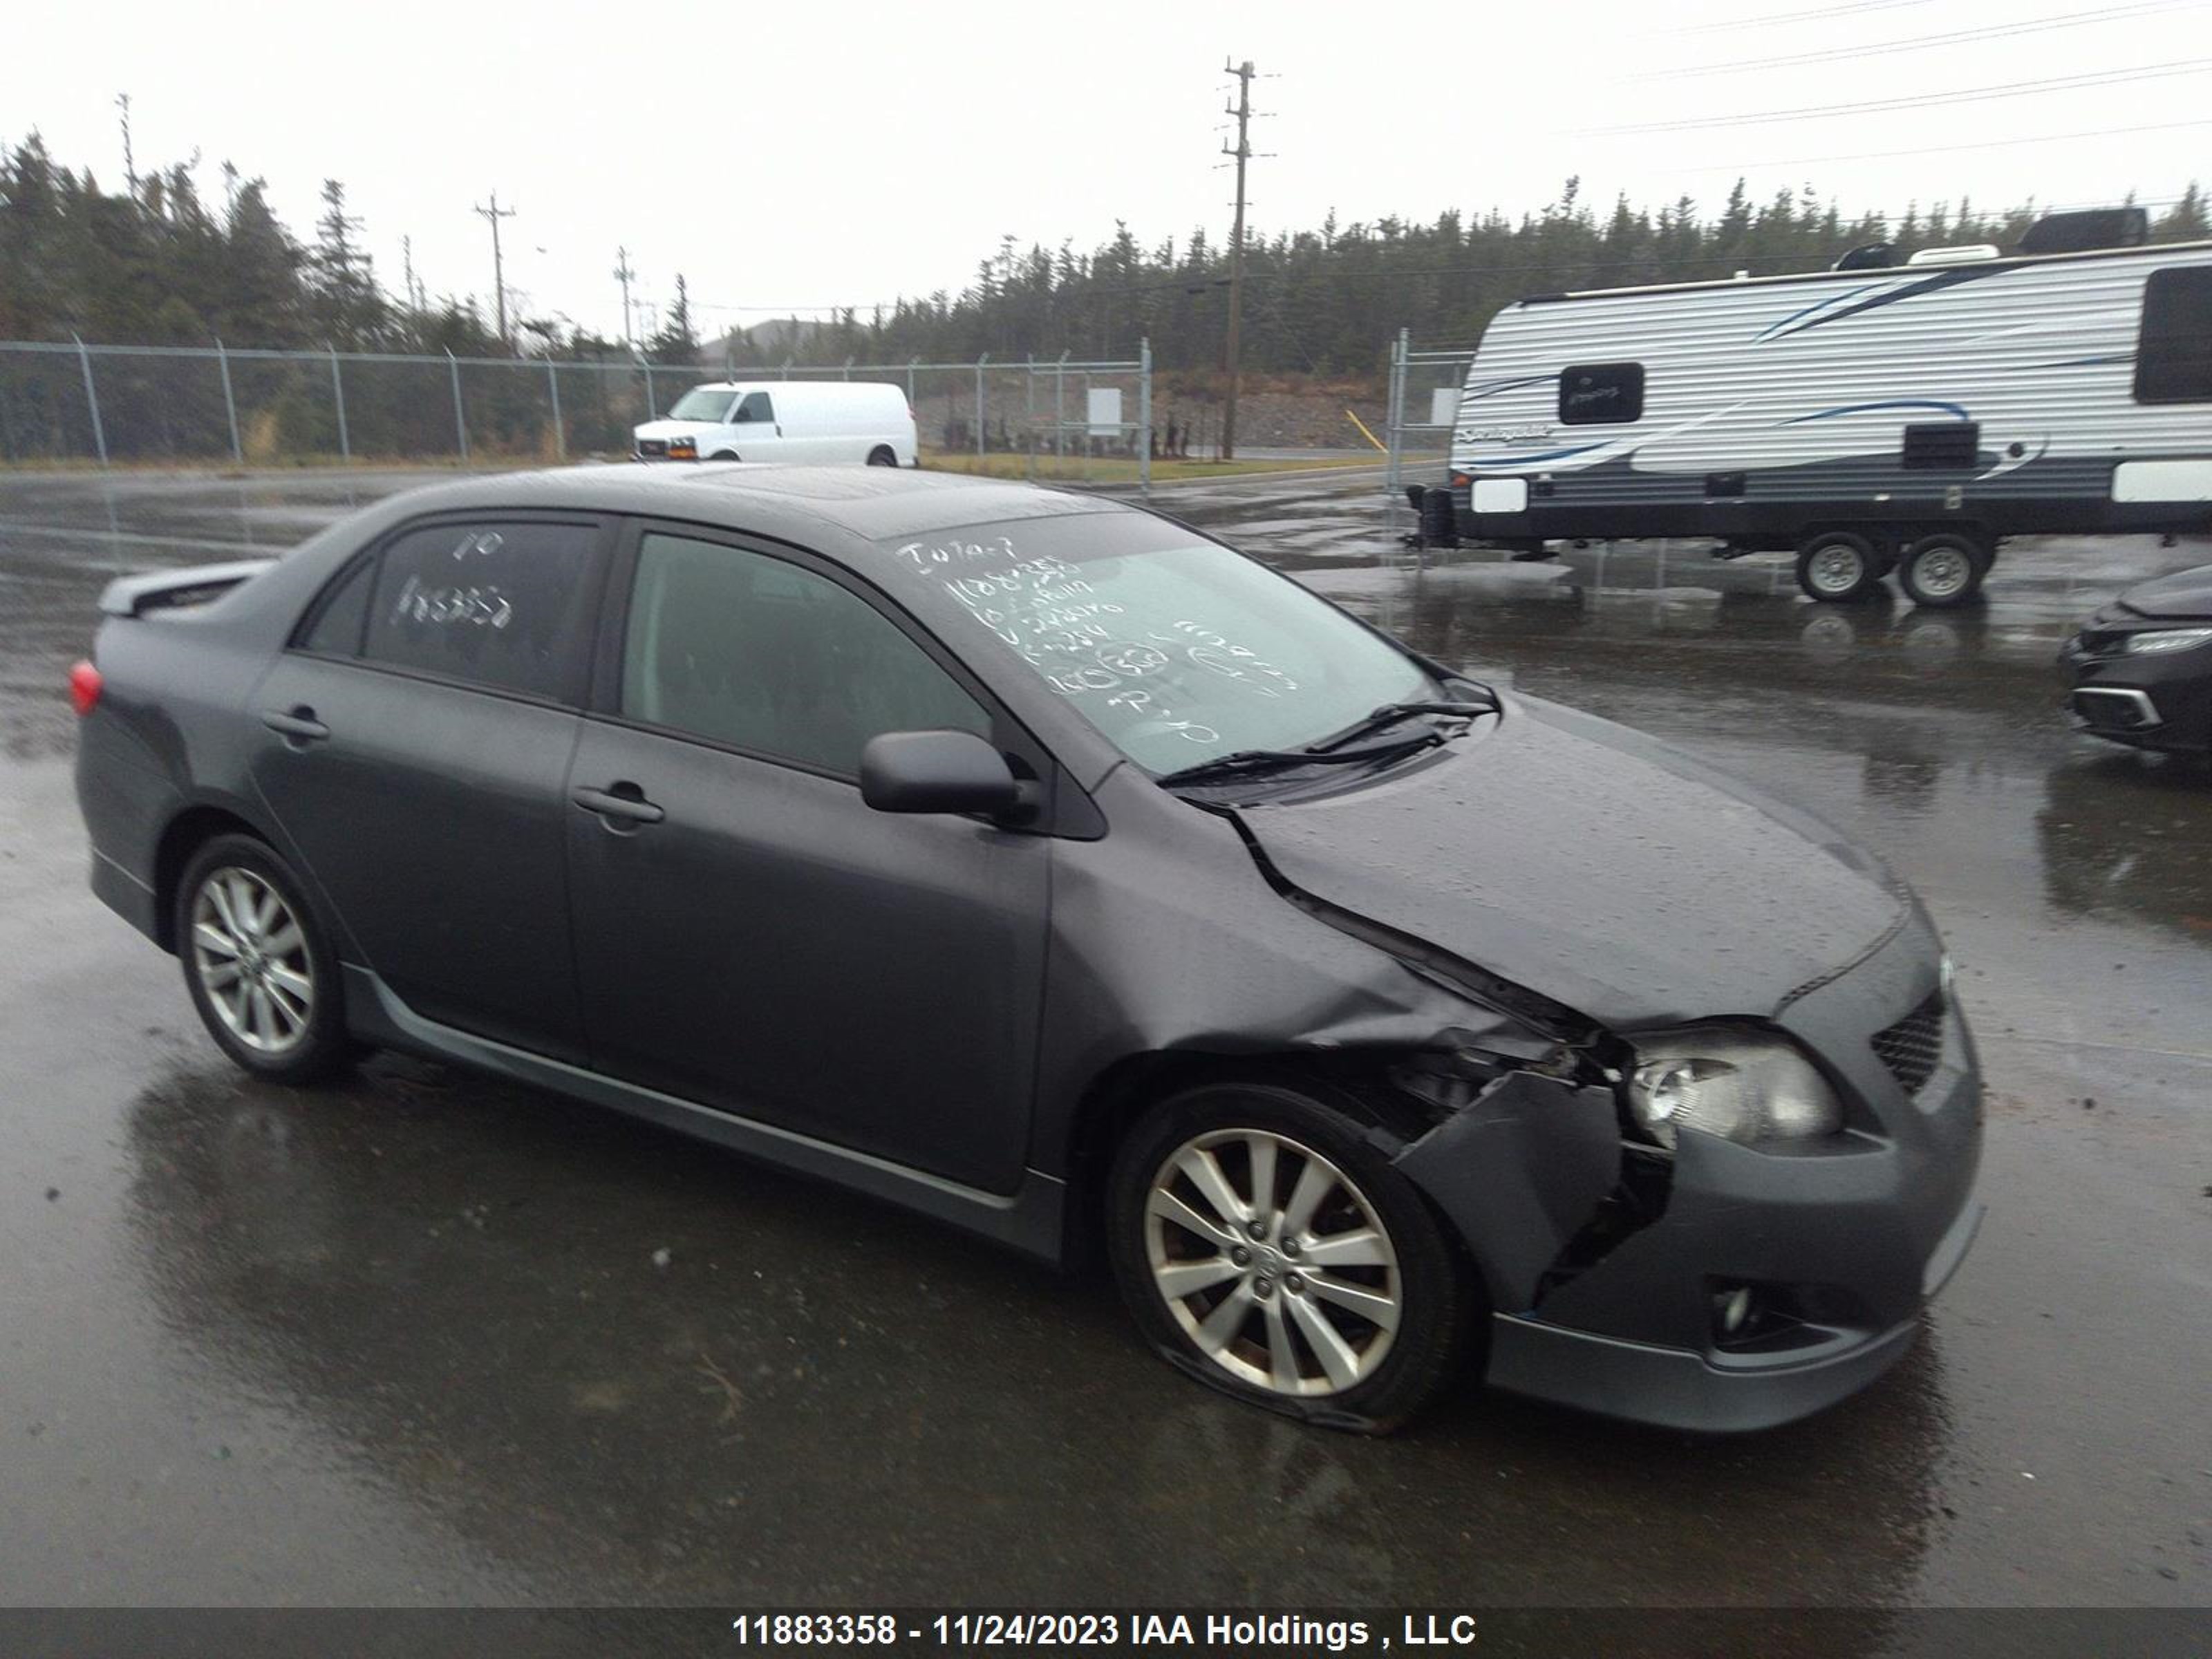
top-left (6, 0), bottom-right (2209, 341)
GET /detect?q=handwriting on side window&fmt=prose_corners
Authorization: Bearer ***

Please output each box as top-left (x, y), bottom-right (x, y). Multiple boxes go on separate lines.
top-left (391, 529), bottom-right (513, 630)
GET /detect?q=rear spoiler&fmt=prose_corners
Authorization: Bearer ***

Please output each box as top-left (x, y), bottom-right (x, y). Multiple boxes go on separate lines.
top-left (97, 559), bottom-right (277, 618)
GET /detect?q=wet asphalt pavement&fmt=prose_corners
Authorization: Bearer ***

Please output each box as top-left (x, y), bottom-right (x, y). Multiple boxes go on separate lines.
top-left (0, 466), bottom-right (2206, 1618)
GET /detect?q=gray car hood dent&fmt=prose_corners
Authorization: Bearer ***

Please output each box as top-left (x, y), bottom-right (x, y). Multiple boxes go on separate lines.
top-left (1234, 697), bottom-right (1906, 1030)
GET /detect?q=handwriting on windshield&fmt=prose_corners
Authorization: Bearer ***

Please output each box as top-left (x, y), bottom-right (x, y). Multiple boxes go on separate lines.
top-left (891, 535), bottom-right (1303, 749)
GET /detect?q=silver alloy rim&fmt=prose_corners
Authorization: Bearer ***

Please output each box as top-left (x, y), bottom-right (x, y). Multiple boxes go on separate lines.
top-left (1145, 1128), bottom-right (1401, 1397)
top-left (190, 866), bottom-right (314, 1055)
top-left (1913, 545), bottom-right (1972, 599)
top-left (1809, 543), bottom-right (1866, 595)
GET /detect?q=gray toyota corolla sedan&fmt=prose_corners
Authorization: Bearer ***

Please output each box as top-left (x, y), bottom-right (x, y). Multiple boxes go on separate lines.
top-left (72, 466), bottom-right (1983, 1432)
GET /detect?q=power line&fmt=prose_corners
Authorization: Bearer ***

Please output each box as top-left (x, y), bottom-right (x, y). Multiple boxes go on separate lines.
top-left (1641, 1), bottom-right (2200, 79)
top-left (1604, 57), bottom-right (2212, 132)
top-left (1675, 0), bottom-right (1937, 34)
top-left (1633, 115), bottom-right (2212, 174)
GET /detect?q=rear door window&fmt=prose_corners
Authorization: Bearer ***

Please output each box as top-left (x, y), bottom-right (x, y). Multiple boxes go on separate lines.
top-left (619, 530), bottom-right (988, 777)
top-left (360, 520), bottom-right (603, 702)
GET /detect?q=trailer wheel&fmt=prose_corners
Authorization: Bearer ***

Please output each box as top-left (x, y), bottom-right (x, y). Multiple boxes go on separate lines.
top-left (1794, 531), bottom-right (1881, 602)
top-left (1897, 534), bottom-right (1987, 608)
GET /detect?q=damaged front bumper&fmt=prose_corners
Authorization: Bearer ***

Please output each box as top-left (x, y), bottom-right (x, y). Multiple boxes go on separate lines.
top-left (1391, 935), bottom-right (1985, 1434)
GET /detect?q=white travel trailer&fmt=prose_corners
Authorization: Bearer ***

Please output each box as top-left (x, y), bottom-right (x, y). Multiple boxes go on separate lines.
top-left (634, 380), bottom-right (917, 467)
top-left (1446, 212), bottom-right (2212, 605)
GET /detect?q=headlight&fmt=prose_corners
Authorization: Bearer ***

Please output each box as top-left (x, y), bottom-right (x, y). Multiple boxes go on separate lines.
top-left (2124, 628), bottom-right (2212, 655)
top-left (1624, 1026), bottom-right (1844, 1150)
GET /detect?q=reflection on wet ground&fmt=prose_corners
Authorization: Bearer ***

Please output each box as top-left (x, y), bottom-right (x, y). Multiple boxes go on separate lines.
top-left (1, 468), bottom-right (2206, 1613)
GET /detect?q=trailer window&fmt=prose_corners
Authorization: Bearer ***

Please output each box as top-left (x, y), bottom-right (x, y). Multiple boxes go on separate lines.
top-left (1559, 363), bottom-right (1644, 425)
top-left (2135, 268), bottom-right (2212, 403)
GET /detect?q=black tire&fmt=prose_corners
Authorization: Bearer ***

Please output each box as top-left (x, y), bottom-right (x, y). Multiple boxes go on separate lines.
top-left (1897, 532), bottom-right (1988, 608)
top-left (1105, 1079), bottom-right (1477, 1433)
top-left (866, 446), bottom-right (898, 467)
top-left (175, 833), bottom-right (352, 1083)
top-left (1794, 530), bottom-right (1881, 602)
top-left (709, 451), bottom-right (740, 462)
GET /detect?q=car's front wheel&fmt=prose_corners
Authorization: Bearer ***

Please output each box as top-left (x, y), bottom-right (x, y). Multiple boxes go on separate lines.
top-left (1107, 1080), bottom-right (1476, 1431)
top-left (176, 833), bottom-right (351, 1083)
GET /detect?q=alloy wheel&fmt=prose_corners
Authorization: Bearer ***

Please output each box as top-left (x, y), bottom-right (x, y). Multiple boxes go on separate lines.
top-left (190, 866), bottom-right (315, 1055)
top-left (1144, 1128), bottom-right (1402, 1397)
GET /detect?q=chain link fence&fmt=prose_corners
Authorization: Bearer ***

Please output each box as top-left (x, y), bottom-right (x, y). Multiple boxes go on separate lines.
top-left (0, 338), bottom-right (1155, 492)
top-left (1381, 328), bottom-right (1479, 494)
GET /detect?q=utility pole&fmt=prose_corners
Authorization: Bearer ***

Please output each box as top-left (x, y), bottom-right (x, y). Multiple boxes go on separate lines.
top-left (474, 191), bottom-right (517, 345)
top-left (116, 93), bottom-right (137, 199)
top-left (613, 245), bottom-right (637, 348)
top-left (402, 236), bottom-right (419, 313)
top-left (1219, 58), bottom-right (1257, 460)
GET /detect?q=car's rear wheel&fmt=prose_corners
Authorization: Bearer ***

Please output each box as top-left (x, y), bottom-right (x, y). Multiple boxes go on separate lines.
top-left (867, 446), bottom-right (898, 467)
top-left (1106, 1080), bottom-right (1474, 1432)
top-left (176, 834), bottom-right (351, 1083)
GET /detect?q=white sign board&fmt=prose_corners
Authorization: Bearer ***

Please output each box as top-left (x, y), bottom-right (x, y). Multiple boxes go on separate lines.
top-left (1087, 388), bottom-right (1123, 438)
top-left (1430, 388), bottom-right (1461, 428)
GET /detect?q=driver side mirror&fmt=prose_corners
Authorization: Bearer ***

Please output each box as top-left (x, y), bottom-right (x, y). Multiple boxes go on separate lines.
top-left (860, 730), bottom-right (1031, 821)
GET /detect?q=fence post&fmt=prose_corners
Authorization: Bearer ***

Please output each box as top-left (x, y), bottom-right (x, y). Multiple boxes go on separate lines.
top-left (327, 344), bottom-right (351, 464)
top-left (1055, 352), bottom-right (1068, 459)
top-left (1138, 337), bottom-right (1152, 500)
top-left (215, 338), bottom-right (243, 465)
top-left (1385, 328), bottom-right (1409, 494)
top-left (974, 354), bottom-right (988, 458)
top-left (446, 349), bottom-right (469, 461)
top-left (71, 335), bottom-right (109, 469)
top-left (780, 357), bottom-right (792, 382)
top-left (642, 359), bottom-right (657, 419)
top-left (842, 357), bottom-right (853, 382)
top-left (546, 357), bottom-right (566, 460)
top-left (907, 357), bottom-right (918, 406)
top-left (1024, 355), bottom-right (1035, 466)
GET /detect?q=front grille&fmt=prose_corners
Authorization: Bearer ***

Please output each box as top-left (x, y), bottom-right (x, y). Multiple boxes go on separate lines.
top-left (1871, 992), bottom-right (1947, 1096)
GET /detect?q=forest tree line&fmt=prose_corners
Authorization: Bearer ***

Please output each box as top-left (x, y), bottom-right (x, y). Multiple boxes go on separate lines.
top-left (3, 131), bottom-right (2207, 377)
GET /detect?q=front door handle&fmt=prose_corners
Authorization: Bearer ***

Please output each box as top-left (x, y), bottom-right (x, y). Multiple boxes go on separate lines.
top-left (572, 784), bottom-right (665, 826)
top-left (260, 706), bottom-right (330, 743)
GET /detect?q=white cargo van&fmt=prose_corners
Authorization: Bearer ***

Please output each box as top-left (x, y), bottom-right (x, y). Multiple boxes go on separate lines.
top-left (632, 381), bottom-right (917, 466)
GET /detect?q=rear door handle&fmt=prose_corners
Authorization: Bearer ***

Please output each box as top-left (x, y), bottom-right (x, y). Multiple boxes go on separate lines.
top-left (572, 785), bottom-right (665, 826)
top-left (260, 706), bottom-right (330, 742)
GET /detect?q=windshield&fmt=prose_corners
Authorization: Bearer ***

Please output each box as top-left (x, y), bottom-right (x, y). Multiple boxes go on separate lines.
top-left (879, 513), bottom-right (1432, 775)
top-left (666, 386), bottom-right (738, 422)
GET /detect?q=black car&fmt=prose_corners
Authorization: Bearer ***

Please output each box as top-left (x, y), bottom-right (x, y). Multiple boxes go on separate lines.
top-left (2061, 563), bottom-right (2212, 752)
top-left (71, 466), bottom-right (1983, 1433)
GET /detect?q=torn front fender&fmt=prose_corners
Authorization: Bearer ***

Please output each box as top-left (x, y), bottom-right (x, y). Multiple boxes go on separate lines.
top-left (1391, 1070), bottom-right (1622, 1313)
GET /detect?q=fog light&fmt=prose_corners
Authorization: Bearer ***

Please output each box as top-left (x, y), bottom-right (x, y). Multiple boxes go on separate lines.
top-left (1714, 1285), bottom-right (1754, 1338)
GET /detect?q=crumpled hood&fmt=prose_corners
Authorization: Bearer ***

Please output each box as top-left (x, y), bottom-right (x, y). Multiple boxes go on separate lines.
top-left (2117, 563), bottom-right (2212, 621)
top-left (1236, 696), bottom-right (1908, 1030)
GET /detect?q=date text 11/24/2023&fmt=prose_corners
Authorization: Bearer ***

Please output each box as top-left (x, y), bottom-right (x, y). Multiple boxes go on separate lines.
top-left (725, 1611), bottom-right (1483, 1650)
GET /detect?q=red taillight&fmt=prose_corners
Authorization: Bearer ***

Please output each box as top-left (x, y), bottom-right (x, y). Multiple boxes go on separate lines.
top-left (69, 659), bottom-right (102, 716)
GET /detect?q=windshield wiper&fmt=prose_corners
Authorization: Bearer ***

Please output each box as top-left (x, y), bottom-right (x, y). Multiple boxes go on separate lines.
top-left (1156, 733), bottom-right (1441, 789)
top-left (1306, 697), bottom-right (1495, 754)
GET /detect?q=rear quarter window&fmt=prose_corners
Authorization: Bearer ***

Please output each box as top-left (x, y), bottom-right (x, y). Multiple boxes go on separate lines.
top-left (360, 520), bottom-right (601, 702)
